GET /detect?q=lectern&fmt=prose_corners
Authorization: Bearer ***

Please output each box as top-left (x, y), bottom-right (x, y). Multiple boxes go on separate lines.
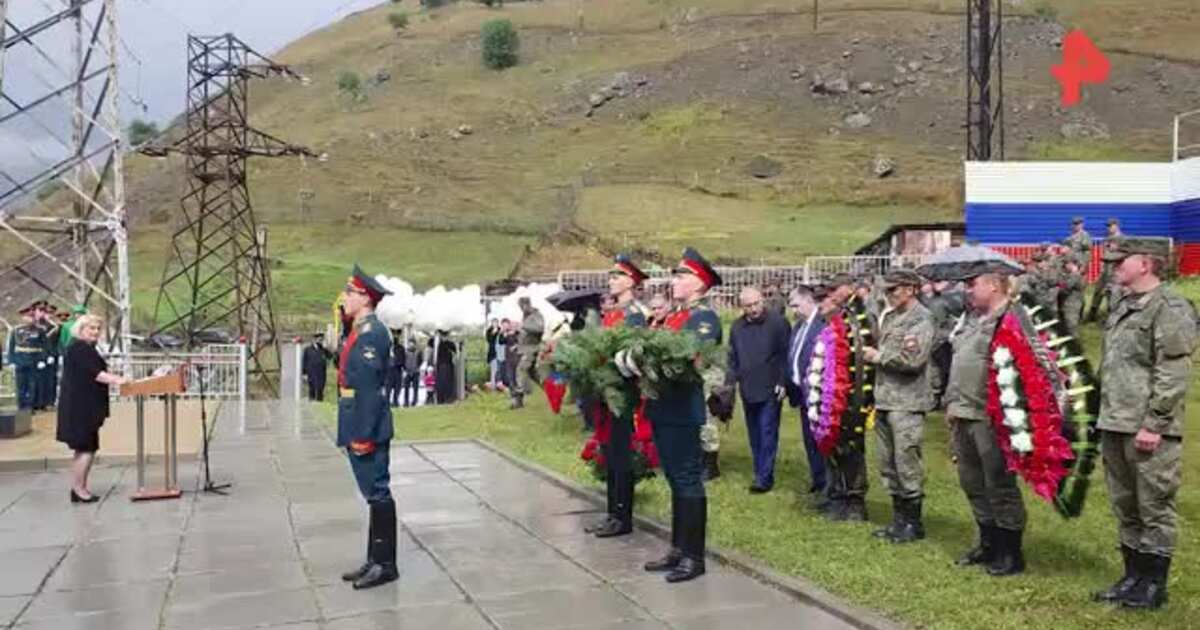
top-left (120, 369), bottom-right (186, 501)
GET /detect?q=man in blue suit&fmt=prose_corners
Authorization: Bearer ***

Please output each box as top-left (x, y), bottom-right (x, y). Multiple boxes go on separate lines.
top-left (784, 284), bottom-right (829, 498)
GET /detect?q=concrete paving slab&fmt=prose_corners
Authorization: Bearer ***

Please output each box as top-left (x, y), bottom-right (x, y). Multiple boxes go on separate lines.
top-left (0, 401), bottom-right (894, 630)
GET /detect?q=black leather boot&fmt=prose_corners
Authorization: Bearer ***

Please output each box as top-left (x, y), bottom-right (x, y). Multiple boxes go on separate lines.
top-left (1093, 545), bottom-right (1139, 603)
top-left (872, 496), bottom-right (904, 539)
top-left (586, 461), bottom-right (617, 534)
top-left (354, 500), bottom-right (400, 590)
top-left (835, 497), bottom-right (867, 522)
top-left (595, 471), bottom-right (633, 538)
top-left (702, 452), bottom-right (720, 482)
top-left (1120, 552), bottom-right (1170, 610)
top-left (645, 496), bottom-right (682, 572)
top-left (986, 527), bottom-right (1025, 577)
top-left (888, 498), bottom-right (925, 544)
top-left (341, 511), bottom-right (374, 582)
top-left (666, 497), bottom-right (706, 583)
top-left (956, 522), bottom-right (996, 567)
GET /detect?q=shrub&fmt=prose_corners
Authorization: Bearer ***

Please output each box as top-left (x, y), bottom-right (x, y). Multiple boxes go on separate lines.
top-left (479, 0), bottom-right (502, 7)
top-left (337, 70), bottom-right (366, 103)
top-left (421, 0), bottom-right (445, 8)
top-left (387, 11), bottom-right (409, 30)
top-left (1032, 0), bottom-right (1058, 20)
top-left (127, 119), bottom-right (160, 146)
top-left (481, 19), bottom-right (519, 70)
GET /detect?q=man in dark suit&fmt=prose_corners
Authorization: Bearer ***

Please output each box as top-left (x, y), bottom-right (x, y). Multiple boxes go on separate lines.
top-left (726, 286), bottom-right (791, 493)
top-left (784, 285), bottom-right (829, 497)
top-left (302, 333), bottom-right (331, 401)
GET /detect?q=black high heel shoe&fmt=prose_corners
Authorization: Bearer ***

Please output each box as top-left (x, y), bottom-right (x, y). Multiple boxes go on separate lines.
top-left (70, 490), bottom-right (99, 504)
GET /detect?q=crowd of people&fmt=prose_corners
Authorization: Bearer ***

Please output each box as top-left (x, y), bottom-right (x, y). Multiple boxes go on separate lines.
top-left (301, 327), bottom-right (462, 407)
top-left (491, 221), bottom-right (1193, 609)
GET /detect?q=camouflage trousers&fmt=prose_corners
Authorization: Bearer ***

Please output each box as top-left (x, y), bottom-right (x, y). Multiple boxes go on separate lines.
top-left (952, 418), bottom-right (1027, 531)
top-left (874, 410), bottom-right (925, 500)
top-left (514, 346), bottom-right (539, 397)
top-left (700, 416), bottom-right (721, 453)
top-left (1101, 430), bottom-right (1183, 557)
top-left (1060, 289), bottom-right (1084, 335)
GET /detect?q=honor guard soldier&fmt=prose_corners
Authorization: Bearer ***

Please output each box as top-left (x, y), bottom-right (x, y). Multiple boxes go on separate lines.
top-left (586, 254), bottom-right (650, 538)
top-left (947, 267), bottom-right (1028, 577)
top-left (862, 268), bottom-right (934, 543)
top-left (5, 305), bottom-right (45, 410)
top-left (1093, 237), bottom-right (1196, 609)
top-left (336, 265), bottom-right (399, 590)
top-left (639, 247), bottom-right (722, 583)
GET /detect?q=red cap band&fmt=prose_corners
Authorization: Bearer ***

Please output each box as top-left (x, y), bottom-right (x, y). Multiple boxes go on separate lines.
top-left (681, 258), bottom-right (714, 289)
top-left (348, 276), bottom-right (384, 304)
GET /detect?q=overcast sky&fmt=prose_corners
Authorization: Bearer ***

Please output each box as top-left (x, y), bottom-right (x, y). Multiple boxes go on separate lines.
top-left (2, 0), bottom-right (383, 194)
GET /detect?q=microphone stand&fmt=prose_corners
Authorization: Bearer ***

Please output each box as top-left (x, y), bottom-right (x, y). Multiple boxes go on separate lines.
top-left (196, 363), bottom-right (231, 495)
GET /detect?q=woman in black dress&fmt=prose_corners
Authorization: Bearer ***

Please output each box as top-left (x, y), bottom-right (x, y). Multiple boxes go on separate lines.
top-left (56, 314), bottom-right (129, 503)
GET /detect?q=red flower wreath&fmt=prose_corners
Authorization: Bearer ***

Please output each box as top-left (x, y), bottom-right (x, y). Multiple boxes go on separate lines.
top-left (986, 311), bottom-right (1074, 502)
top-left (808, 314), bottom-right (853, 456)
top-left (580, 400), bottom-right (659, 476)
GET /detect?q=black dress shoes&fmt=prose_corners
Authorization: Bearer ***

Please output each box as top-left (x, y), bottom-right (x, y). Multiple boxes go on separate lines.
top-left (70, 490), bottom-right (99, 504)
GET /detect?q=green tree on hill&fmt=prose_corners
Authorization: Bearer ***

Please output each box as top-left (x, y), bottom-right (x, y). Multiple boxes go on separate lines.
top-left (481, 19), bottom-right (519, 70)
top-left (337, 70), bottom-right (367, 104)
top-left (127, 119), bottom-right (159, 146)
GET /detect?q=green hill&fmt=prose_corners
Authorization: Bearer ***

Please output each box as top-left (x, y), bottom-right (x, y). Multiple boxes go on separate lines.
top-left (119, 0), bottom-right (1200, 329)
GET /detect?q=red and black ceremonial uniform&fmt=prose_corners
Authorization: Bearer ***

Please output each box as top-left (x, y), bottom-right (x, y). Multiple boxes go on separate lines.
top-left (583, 255), bottom-right (653, 538)
top-left (643, 247), bottom-right (722, 584)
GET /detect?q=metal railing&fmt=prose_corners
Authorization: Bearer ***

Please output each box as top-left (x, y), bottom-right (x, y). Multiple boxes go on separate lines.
top-left (557, 257), bottom-right (932, 308)
top-left (1174, 109), bottom-right (1200, 161)
top-left (0, 343), bottom-right (247, 404)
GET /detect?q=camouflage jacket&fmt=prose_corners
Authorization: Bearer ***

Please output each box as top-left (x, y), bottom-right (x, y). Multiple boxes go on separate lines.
top-left (1063, 231), bottom-right (1093, 267)
top-left (1054, 256), bottom-right (1084, 293)
top-left (1099, 284), bottom-right (1198, 436)
top-left (518, 310), bottom-right (545, 348)
top-left (873, 301), bottom-right (935, 412)
top-left (921, 289), bottom-right (965, 345)
top-left (945, 306), bottom-right (1005, 422)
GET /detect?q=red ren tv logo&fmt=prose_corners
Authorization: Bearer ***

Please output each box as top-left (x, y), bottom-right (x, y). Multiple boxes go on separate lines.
top-left (1051, 30), bottom-right (1111, 107)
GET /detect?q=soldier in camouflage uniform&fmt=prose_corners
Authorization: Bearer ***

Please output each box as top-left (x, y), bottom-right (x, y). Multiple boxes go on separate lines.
top-left (1086, 218), bottom-right (1122, 323)
top-left (1054, 247), bottom-right (1086, 336)
top-left (1093, 237), bottom-right (1197, 610)
top-left (510, 297), bottom-right (544, 409)
top-left (920, 280), bottom-right (965, 408)
top-left (1062, 216), bottom-right (1093, 268)
top-left (946, 270), bottom-right (1027, 577)
top-left (862, 268), bottom-right (934, 543)
top-left (1025, 245), bottom-right (1060, 323)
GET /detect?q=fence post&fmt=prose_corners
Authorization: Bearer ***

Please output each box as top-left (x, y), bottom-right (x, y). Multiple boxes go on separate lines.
top-left (239, 343), bottom-right (248, 427)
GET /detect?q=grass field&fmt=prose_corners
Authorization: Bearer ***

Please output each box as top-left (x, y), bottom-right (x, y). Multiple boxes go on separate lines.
top-left (316, 284), bottom-right (1200, 630)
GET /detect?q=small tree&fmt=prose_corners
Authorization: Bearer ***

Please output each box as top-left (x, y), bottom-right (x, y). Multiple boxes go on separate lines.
top-left (337, 70), bottom-right (366, 103)
top-left (387, 11), bottom-right (409, 31)
top-left (127, 119), bottom-right (159, 146)
top-left (481, 19), bottom-right (519, 70)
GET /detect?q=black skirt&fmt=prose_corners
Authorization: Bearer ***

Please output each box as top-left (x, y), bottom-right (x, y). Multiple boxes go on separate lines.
top-left (56, 341), bottom-right (110, 453)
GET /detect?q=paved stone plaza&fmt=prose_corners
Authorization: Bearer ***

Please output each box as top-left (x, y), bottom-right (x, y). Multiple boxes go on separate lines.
top-left (0, 402), bottom-right (863, 630)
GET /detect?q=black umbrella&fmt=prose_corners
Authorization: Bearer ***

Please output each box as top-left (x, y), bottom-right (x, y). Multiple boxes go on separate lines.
top-left (546, 288), bottom-right (604, 313)
top-left (917, 245), bottom-right (1025, 282)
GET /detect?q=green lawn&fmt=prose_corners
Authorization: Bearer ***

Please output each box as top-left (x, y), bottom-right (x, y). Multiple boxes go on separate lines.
top-left (317, 303), bottom-right (1200, 630)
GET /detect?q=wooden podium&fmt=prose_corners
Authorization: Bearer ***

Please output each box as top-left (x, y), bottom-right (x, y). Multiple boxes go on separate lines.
top-left (120, 369), bottom-right (186, 501)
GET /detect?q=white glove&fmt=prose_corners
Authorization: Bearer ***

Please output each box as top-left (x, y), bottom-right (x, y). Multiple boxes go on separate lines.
top-left (774, 384), bottom-right (786, 401)
top-left (47, 357), bottom-right (55, 365)
top-left (614, 349), bottom-right (643, 378)
top-left (36, 361), bottom-right (45, 370)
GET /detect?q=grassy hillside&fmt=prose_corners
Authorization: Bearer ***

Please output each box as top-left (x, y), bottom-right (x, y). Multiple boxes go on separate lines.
top-left (111, 0), bottom-right (1199, 329)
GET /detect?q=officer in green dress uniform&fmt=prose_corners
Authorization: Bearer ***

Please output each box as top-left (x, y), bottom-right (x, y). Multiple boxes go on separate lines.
top-left (639, 247), bottom-right (722, 583)
top-left (336, 265), bottom-right (399, 590)
top-left (586, 254), bottom-right (650, 538)
top-left (1092, 237), bottom-right (1196, 609)
top-left (5, 305), bottom-right (44, 410)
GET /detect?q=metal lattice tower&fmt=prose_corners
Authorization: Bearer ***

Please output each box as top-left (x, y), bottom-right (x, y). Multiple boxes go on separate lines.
top-left (146, 34), bottom-right (312, 393)
top-left (966, 0), bottom-right (1005, 161)
top-left (0, 0), bottom-right (131, 355)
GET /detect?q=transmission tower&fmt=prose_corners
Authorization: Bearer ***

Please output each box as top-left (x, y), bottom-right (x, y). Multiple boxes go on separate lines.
top-left (0, 0), bottom-right (131, 355)
top-left (965, 0), bottom-right (1005, 161)
top-left (145, 34), bottom-right (312, 394)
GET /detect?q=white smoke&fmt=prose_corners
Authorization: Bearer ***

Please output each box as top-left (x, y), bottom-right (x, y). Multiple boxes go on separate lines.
top-left (372, 277), bottom-right (571, 338)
